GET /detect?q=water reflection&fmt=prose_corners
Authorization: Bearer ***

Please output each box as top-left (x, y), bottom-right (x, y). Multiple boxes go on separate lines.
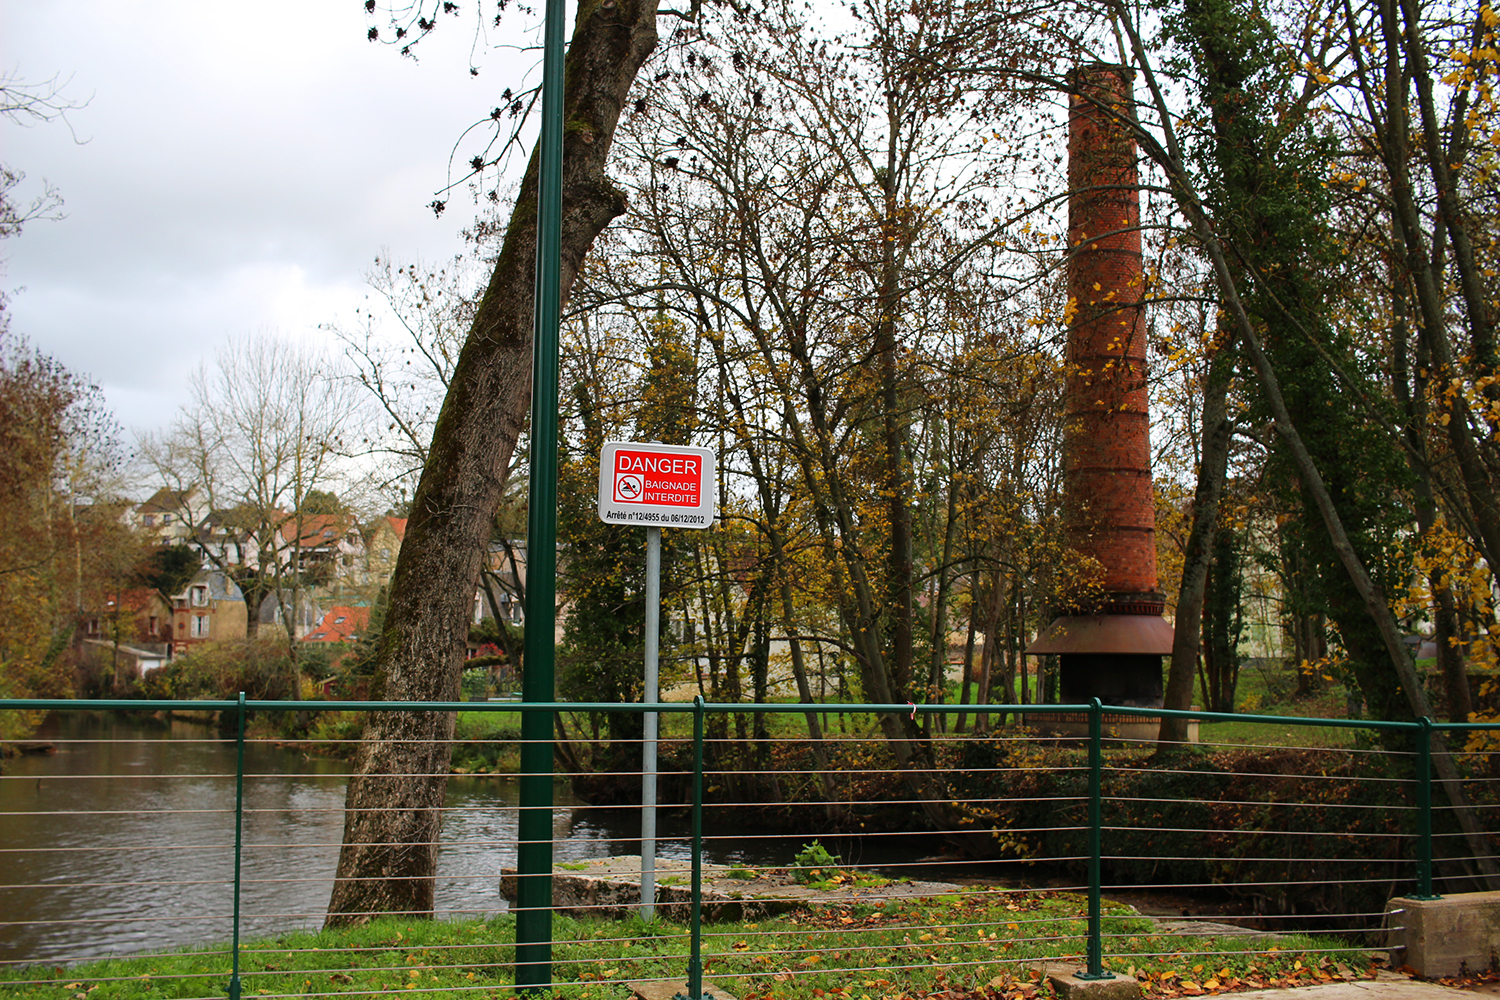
top-left (0, 713), bottom-right (633, 965)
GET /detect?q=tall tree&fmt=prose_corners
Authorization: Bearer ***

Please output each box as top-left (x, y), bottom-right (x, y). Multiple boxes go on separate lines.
top-left (0, 331), bottom-right (129, 728)
top-left (334, 255), bottom-right (532, 658)
top-left (325, 0), bottom-right (664, 924)
top-left (1113, 0), bottom-right (1500, 882)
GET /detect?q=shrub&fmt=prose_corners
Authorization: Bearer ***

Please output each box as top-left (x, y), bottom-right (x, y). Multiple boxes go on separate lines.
top-left (462, 666), bottom-right (490, 702)
top-left (790, 840), bottom-right (842, 883)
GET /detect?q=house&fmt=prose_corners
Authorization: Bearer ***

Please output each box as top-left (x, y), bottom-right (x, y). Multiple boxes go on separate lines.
top-left (304, 605), bottom-right (371, 644)
top-left (169, 569), bottom-right (248, 654)
top-left (276, 513), bottom-right (365, 588)
top-left (76, 587), bottom-right (172, 647)
top-left (257, 590), bottom-right (323, 640)
top-left (475, 539), bottom-right (527, 624)
top-left (365, 516), bottom-right (407, 583)
top-left (78, 638), bottom-right (170, 678)
top-left (193, 510), bottom-right (264, 573)
top-left (134, 487), bottom-right (208, 544)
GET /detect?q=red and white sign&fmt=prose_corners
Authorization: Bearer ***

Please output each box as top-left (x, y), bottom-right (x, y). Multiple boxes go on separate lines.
top-left (597, 442), bottom-right (716, 529)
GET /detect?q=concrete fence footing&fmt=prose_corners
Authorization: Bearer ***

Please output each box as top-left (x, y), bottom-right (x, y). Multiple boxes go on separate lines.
top-left (1386, 892), bottom-right (1500, 977)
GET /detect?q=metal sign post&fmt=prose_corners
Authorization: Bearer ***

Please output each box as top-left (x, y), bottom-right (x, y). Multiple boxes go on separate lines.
top-left (597, 441), bottom-right (715, 920)
top-left (641, 524), bottom-right (661, 920)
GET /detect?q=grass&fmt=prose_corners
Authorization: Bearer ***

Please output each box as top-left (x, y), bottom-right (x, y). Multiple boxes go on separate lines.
top-left (450, 711), bottom-right (524, 773)
top-left (0, 889), bottom-right (1375, 1000)
top-left (1197, 662), bottom-right (1364, 749)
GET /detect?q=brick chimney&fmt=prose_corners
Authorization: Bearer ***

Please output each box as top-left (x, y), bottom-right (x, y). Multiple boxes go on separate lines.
top-left (1028, 64), bottom-right (1173, 708)
top-left (1064, 63), bottom-right (1160, 611)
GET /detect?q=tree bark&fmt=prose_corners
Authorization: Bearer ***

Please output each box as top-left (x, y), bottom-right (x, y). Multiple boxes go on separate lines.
top-left (325, 0), bottom-right (659, 926)
top-left (1160, 326), bottom-right (1235, 743)
top-left (1392, 247), bottom-right (1475, 725)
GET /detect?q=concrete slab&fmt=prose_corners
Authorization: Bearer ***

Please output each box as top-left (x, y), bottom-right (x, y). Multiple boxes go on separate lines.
top-left (1388, 892), bottom-right (1500, 977)
top-left (1030, 966), bottom-right (1471, 999)
top-left (628, 980), bottom-right (737, 1000)
top-left (501, 855), bottom-right (963, 922)
top-left (1045, 968), bottom-right (1142, 999)
top-left (1222, 973), bottom-right (1473, 997)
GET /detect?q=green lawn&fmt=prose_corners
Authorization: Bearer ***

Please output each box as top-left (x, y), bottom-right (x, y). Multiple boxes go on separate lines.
top-left (0, 888), bottom-right (1373, 1000)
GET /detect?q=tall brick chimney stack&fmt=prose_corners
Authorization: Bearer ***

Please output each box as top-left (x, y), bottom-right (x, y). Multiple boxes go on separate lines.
top-left (1064, 63), bottom-right (1159, 611)
top-left (1028, 65), bottom-right (1173, 708)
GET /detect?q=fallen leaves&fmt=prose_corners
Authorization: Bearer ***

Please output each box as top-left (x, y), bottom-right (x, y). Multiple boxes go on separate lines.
top-left (1433, 968), bottom-right (1500, 991)
top-left (741, 957), bottom-right (1382, 1000)
top-left (1131, 956), bottom-right (1376, 997)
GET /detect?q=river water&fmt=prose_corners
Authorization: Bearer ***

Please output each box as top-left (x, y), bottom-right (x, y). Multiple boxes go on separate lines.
top-left (0, 712), bottom-right (726, 966)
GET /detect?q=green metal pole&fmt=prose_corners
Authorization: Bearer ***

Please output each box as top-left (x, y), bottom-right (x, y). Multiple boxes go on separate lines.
top-left (688, 695), bottom-right (705, 999)
top-left (1077, 697), bottom-right (1111, 981)
top-left (1414, 718), bottom-right (1440, 899)
top-left (515, 0), bottom-right (565, 982)
top-left (642, 526), bottom-right (661, 921)
top-left (228, 692), bottom-right (245, 1000)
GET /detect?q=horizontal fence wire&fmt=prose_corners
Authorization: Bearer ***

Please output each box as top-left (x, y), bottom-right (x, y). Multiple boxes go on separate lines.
top-left (0, 698), bottom-right (1494, 997)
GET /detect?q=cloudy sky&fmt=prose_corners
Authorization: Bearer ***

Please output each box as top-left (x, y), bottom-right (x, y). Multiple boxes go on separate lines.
top-left (3, 0), bottom-right (540, 437)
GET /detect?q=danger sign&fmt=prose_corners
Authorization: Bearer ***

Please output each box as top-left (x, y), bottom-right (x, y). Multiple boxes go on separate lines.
top-left (597, 442), bottom-right (716, 529)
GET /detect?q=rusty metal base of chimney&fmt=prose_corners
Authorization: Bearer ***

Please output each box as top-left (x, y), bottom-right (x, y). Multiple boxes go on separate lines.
top-left (1027, 613), bottom-right (1174, 709)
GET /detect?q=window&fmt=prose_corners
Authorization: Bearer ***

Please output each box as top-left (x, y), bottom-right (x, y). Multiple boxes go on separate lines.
top-left (190, 615), bottom-right (210, 638)
top-left (143, 514), bottom-right (155, 527)
top-left (148, 615), bottom-right (159, 636)
top-left (190, 585), bottom-right (208, 607)
top-left (162, 513), bottom-right (173, 525)
top-left (334, 616), bottom-right (346, 624)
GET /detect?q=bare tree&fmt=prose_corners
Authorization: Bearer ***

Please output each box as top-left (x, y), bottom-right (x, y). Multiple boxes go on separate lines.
top-left (333, 254), bottom-right (530, 659)
top-left (0, 71), bottom-right (86, 243)
top-left (334, 255), bottom-right (482, 498)
top-left (140, 333), bottom-right (364, 676)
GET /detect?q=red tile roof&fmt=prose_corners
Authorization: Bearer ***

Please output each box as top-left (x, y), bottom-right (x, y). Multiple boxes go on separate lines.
top-left (304, 605), bottom-right (371, 643)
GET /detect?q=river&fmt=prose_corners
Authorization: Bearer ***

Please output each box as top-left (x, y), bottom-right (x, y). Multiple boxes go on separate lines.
top-left (0, 712), bottom-right (725, 966)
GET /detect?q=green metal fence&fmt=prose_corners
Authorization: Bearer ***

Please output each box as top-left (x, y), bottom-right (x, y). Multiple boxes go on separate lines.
top-left (0, 696), bottom-right (1495, 998)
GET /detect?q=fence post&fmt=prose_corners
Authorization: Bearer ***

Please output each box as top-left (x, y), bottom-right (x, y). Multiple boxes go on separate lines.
top-left (516, 700), bottom-right (554, 990)
top-left (1414, 717), bottom-right (1441, 900)
top-left (1077, 697), bottom-right (1112, 981)
top-left (228, 692), bottom-right (246, 1000)
top-left (687, 695), bottom-right (706, 999)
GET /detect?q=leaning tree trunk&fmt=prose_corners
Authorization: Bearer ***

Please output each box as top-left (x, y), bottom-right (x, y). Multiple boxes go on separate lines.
top-left (324, 0), bottom-right (659, 926)
top-left (1159, 324), bottom-right (1235, 744)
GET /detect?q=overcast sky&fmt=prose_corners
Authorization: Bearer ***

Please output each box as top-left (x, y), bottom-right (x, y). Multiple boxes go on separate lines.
top-left (3, 1), bottom-right (539, 440)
